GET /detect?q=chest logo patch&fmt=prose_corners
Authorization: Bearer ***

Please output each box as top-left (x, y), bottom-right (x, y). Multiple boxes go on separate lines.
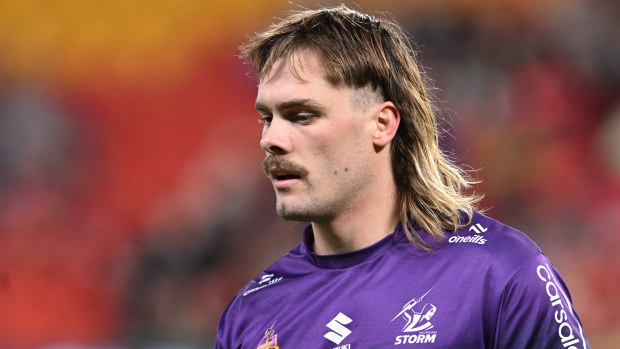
top-left (392, 289), bottom-right (438, 345)
top-left (256, 322), bottom-right (280, 349)
top-left (324, 312), bottom-right (353, 346)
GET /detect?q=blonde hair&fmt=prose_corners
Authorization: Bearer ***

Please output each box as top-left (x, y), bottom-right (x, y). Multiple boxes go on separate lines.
top-left (241, 5), bottom-right (481, 249)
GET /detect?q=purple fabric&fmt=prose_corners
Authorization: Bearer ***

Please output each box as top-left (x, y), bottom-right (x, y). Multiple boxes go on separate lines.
top-left (216, 212), bottom-right (590, 348)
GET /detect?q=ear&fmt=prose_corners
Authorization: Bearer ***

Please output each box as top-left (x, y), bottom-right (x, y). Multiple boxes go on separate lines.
top-left (373, 101), bottom-right (400, 147)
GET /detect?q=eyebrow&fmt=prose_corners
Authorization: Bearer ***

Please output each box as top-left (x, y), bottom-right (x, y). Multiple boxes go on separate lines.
top-left (255, 98), bottom-right (326, 113)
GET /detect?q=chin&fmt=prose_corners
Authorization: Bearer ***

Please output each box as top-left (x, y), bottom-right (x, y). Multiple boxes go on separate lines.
top-left (276, 209), bottom-right (310, 222)
top-left (276, 203), bottom-right (314, 222)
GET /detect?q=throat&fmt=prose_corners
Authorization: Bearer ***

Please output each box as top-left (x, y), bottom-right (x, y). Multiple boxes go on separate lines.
top-left (310, 202), bottom-right (400, 255)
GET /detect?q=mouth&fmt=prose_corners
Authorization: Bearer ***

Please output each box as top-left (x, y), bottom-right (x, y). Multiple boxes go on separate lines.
top-left (275, 174), bottom-right (301, 180)
top-left (269, 167), bottom-right (303, 189)
top-left (263, 156), bottom-right (309, 189)
top-left (270, 168), bottom-right (302, 181)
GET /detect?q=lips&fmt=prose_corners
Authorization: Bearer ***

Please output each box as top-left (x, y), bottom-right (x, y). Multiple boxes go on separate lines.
top-left (270, 167), bottom-right (302, 181)
top-left (262, 156), bottom-right (309, 183)
top-left (268, 166), bottom-right (302, 190)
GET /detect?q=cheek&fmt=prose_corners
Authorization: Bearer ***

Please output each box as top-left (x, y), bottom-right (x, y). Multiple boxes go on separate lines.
top-left (307, 122), bottom-right (367, 175)
top-left (306, 139), bottom-right (342, 177)
top-left (325, 140), bottom-right (363, 176)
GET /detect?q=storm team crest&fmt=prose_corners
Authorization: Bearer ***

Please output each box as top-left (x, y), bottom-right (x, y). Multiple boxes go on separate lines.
top-left (256, 322), bottom-right (280, 349)
top-left (392, 289), bottom-right (437, 332)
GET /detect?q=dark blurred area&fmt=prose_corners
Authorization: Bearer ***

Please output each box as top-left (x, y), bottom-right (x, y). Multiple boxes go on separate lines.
top-left (0, 0), bottom-right (618, 348)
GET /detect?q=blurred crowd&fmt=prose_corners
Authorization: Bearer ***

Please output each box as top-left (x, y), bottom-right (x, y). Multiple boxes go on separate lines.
top-left (0, 0), bottom-right (618, 348)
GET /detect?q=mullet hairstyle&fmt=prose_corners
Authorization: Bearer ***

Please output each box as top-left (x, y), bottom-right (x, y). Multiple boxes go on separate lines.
top-left (240, 5), bottom-right (482, 249)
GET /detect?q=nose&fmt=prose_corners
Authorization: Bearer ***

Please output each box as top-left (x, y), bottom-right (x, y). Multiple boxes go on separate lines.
top-left (260, 119), bottom-right (292, 155)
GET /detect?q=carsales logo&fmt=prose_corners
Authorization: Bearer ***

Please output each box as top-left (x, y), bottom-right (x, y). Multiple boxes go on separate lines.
top-left (536, 264), bottom-right (584, 348)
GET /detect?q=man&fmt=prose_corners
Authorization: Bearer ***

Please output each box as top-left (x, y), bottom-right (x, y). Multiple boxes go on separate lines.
top-left (217, 6), bottom-right (590, 348)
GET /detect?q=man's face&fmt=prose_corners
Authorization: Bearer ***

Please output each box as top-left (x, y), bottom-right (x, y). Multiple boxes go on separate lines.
top-left (423, 305), bottom-right (436, 320)
top-left (255, 51), bottom-right (379, 222)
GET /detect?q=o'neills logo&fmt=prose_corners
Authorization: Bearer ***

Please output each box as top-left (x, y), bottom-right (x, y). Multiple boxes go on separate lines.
top-left (448, 234), bottom-right (486, 245)
top-left (448, 223), bottom-right (488, 245)
top-left (537, 264), bottom-right (584, 348)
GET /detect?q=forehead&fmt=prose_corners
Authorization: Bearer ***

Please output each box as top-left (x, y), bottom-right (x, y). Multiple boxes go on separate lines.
top-left (260, 50), bottom-right (327, 87)
top-left (255, 50), bottom-right (354, 111)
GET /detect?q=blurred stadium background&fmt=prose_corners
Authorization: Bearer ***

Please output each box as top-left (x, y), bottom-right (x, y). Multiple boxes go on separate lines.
top-left (0, 0), bottom-right (618, 347)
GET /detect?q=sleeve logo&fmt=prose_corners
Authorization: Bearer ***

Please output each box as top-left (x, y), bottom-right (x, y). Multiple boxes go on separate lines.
top-left (536, 264), bottom-right (586, 348)
top-left (243, 273), bottom-right (284, 296)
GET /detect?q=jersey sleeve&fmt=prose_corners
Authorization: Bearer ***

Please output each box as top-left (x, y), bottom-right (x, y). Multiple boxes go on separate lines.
top-left (494, 254), bottom-right (590, 349)
top-left (215, 295), bottom-right (243, 349)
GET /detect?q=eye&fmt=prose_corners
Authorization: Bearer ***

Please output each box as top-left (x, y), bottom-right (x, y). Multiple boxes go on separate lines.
top-left (258, 114), bottom-right (272, 125)
top-left (296, 113), bottom-right (316, 124)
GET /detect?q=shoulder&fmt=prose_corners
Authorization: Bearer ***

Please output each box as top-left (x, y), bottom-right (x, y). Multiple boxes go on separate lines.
top-left (232, 241), bottom-right (309, 299)
top-left (493, 251), bottom-right (591, 347)
top-left (216, 242), bottom-right (311, 346)
top-left (441, 211), bottom-right (543, 278)
top-left (218, 241), bottom-right (311, 318)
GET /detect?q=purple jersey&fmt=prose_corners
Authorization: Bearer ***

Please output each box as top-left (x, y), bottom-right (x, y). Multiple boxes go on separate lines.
top-left (216, 212), bottom-right (589, 348)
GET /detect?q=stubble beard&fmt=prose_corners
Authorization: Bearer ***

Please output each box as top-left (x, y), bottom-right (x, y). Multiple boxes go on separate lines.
top-left (264, 155), bottom-right (360, 223)
top-left (263, 154), bottom-right (317, 221)
top-left (274, 191), bottom-right (314, 222)
top-left (274, 185), bottom-right (350, 224)
top-left (276, 202), bottom-right (310, 222)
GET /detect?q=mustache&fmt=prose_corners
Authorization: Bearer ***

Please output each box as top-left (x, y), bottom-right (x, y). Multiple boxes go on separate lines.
top-left (262, 155), bottom-right (309, 178)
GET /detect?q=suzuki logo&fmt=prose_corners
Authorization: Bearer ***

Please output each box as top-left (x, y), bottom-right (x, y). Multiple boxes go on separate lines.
top-left (324, 312), bottom-right (353, 345)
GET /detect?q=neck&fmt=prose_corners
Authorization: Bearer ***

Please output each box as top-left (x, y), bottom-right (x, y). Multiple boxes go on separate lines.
top-left (311, 173), bottom-right (399, 255)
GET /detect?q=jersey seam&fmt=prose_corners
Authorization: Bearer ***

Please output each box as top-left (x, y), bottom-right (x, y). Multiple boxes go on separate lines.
top-left (309, 239), bottom-right (402, 270)
top-left (492, 251), bottom-right (544, 349)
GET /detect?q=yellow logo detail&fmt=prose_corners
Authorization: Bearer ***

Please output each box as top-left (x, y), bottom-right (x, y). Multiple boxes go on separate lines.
top-left (257, 322), bottom-right (280, 349)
